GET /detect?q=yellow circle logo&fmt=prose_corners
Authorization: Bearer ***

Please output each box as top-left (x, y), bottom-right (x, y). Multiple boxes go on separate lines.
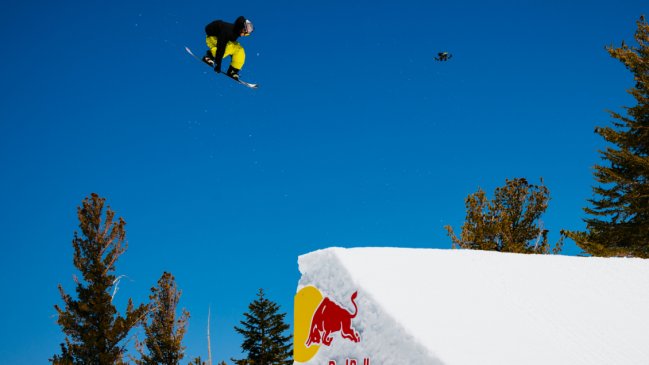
top-left (293, 286), bottom-right (323, 363)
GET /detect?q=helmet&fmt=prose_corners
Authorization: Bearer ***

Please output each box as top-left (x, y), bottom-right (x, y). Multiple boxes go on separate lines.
top-left (243, 19), bottom-right (254, 36)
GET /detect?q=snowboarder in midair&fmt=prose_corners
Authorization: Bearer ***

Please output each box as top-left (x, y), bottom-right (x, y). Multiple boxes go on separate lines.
top-left (435, 52), bottom-right (452, 61)
top-left (202, 16), bottom-right (254, 80)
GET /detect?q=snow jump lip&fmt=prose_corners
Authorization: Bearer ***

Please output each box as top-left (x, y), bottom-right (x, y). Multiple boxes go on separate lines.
top-left (294, 247), bottom-right (649, 365)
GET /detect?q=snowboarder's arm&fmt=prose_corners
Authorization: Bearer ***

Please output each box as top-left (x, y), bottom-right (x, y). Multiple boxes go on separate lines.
top-left (213, 36), bottom-right (226, 73)
top-left (205, 20), bottom-right (226, 73)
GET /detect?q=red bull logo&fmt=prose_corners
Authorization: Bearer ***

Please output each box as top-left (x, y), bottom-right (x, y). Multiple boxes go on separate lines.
top-left (294, 286), bottom-right (367, 363)
top-left (306, 291), bottom-right (360, 347)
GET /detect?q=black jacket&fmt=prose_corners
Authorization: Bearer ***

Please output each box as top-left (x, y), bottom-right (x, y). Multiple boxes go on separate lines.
top-left (205, 16), bottom-right (246, 69)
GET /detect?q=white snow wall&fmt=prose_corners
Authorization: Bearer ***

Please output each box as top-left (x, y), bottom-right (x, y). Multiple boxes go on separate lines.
top-left (294, 247), bottom-right (649, 365)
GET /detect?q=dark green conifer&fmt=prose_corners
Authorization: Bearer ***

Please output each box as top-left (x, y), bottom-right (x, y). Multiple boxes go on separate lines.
top-left (136, 272), bottom-right (190, 365)
top-left (446, 178), bottom-right (563, 254)
top-left (51, 193), bottom-right (147, 365)
top-left (564, 16), bottom-right (649, 257)
top-left (232, 289), bottom-right (292, 365)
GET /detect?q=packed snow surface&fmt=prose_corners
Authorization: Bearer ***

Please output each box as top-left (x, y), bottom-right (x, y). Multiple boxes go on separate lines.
top-left (296, 247), bottom-right (649, 365)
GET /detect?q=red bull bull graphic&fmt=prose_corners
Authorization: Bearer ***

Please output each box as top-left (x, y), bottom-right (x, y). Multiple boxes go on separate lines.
top-left (306, 291), bottom-right (360, 347)
top-left (294, 286), bottom-right (370, 364)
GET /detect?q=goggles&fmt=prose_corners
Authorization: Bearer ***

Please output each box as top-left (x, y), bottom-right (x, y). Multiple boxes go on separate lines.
top-left (243, 19), bottom-right (254, 36)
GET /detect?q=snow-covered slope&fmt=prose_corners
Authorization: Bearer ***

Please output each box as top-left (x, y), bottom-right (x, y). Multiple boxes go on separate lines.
top-left (294, 247), bottom-right (649, 365)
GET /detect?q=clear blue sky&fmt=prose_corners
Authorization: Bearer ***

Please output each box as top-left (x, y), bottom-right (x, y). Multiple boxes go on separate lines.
top-left (0, 0), bottom-right (646, 363)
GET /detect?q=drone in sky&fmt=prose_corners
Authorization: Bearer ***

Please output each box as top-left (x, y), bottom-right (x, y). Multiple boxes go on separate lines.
top-left (434, 52), bottom-right (453, 62)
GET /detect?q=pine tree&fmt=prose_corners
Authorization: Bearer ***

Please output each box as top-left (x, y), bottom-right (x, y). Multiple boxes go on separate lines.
top-left (188, 359), bottom-right (225, 365)
top-left (135, 272), bottom-right (190, 365)
top-left (187, 357), bottom-right (207, 365)
top-left (445, 178), bottom-right (563, 254)
top-left (51, 193), bottom-right (147, 365)
top-left (232, 289), bottom-right (292, 365)
top-left (564, 16), bottom-right (649, 257)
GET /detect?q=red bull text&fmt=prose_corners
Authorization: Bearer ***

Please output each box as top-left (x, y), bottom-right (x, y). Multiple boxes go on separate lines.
top-left (328, 359), bottom-right (371, 365)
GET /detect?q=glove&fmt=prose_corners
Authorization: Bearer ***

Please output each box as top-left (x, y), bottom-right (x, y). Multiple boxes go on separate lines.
top-left (213, 63), bottom-right (222, 74)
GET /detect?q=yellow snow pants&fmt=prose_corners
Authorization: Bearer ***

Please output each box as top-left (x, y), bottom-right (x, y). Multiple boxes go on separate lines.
top-left (206, 36), bottom-right (246, 69)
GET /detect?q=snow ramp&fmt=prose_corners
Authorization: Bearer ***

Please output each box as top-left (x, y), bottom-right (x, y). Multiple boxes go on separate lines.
top-left (293, 247), bottom-right (649, 365)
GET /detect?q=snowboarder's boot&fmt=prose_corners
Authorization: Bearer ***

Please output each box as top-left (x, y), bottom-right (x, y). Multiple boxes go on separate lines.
top-left (202, 51), bottom-right (215, 67)
top-left (226, 65), bottom-right (240, 80)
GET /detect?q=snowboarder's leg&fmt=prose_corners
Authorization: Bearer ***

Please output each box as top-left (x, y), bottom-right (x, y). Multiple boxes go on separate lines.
top-left (219, 42), bottom-right (245, 79)
top-left (223, 41), bottom-right (246, 70)
top-left (204, 37), bottom-right (245, 70)
top-left (203, 36), bottom-right (218, 66)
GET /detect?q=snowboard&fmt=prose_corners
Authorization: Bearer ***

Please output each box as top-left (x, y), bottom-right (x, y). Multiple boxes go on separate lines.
top-left (185, 46), bottom-right (258, 89)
